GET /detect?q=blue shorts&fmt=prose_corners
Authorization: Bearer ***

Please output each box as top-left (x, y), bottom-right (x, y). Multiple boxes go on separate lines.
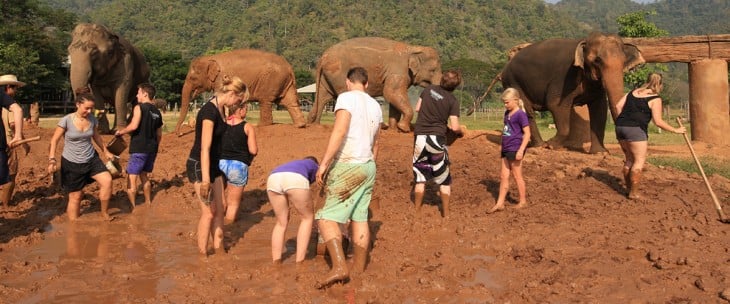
top-left (126, 153), bottom-right (157, 175)
top-left (218, 159), bottom-right (249, 187)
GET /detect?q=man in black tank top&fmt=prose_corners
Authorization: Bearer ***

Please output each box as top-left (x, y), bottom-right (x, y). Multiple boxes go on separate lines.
top-left (115, 83), bottom-right (164, 210)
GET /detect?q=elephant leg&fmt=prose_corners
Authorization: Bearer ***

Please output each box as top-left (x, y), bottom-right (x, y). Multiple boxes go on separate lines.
top-left (587, 99), bottom-right (609, 154)
top-left (307, 88), bottom-right (334, 124)
top-left (388, 104), bottom-right (400, 130)
top-left (547, 103), bottom-right (572, 150)
top-left (281, 89), bottom-right (306, 128)
top-left (383, 79), bottom-right (412, 132)
top-left (259, 100), bottom-right (274, 126)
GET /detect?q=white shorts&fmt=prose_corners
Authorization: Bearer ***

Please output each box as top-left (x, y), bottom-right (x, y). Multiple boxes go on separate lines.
top-left (266, 172), bottom-right (310, 194)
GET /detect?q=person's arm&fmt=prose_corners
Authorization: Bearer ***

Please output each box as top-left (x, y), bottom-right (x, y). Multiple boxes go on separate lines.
top-left (516, 125), bottom-right (531, 161)
top-left (200, 119), bottom-right (214, 184)
top-left (372, 127), bottom-right (380, 161)
top-left (92, 123), bottom-right (113, 161)
top-left (47, 126), bottom-right (65, 174)
top-left (613, 93), bottom-right (628, 122)
top-left (316, 109), bottom-right (350, 186)
top-left (649, 98), bottom-right (685, 134)
top-left (8, 103), bottom-right (23, 147)
top-left (415, 98), bottom-right (423, 112)
top-left (115, 105), bottom-right (141, 136)
top-left (245, 123), bottom-right (258, 156)
top-left (449, 115), bottom-right (462, 134)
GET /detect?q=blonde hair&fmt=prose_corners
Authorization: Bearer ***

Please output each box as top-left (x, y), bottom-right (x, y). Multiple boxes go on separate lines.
top-left (501, 87), bottom-right (525, 110)
top-left (218, 75), bottom-right (250, 101)
top-left (641, 73), bottom-right (663, 94)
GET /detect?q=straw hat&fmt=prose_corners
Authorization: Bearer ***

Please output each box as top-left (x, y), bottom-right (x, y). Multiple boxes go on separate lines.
top-left (0, 75), bottom-right (26, 87)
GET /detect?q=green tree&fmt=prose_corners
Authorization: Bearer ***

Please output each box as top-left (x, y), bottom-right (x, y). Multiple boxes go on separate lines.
top-left (142, 48), bottom-right (189, 107)
top-left (1, 0), bottom-right (76, 100)
top-left (617, 11), bottom-right (669, 90)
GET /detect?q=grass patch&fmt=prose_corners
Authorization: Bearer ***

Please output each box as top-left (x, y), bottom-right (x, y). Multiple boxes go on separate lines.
top-left (648, 156), bottom-right (730, 179)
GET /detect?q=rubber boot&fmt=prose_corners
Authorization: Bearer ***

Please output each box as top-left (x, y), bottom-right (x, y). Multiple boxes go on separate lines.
top-left (628, 169), bottom-right (642, 199)
top-left (351, 244), bottom-right (368, 274)
top-left (314, 238), bottom-right (349, 289)
top-left (622, 167), bottom-right (632, 194)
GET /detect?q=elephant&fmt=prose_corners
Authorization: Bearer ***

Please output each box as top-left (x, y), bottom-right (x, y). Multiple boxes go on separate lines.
top-left (175, 49), bottom-right (306, 134)
top-left (68, 23), bottom-right (150, 132)
top-left (307, 37), bottom-right (443, 132)
top-left (500, 32), bottom-right (645, 153)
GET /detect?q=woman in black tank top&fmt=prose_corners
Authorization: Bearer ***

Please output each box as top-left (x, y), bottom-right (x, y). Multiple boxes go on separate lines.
top-left (614, 73), bottom-right (686, 199)
top-left (219, 102), bottom-right (258, 224)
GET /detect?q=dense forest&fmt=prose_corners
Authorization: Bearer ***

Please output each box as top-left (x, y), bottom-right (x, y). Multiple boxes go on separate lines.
top-left (2, 0), bottom-right (728, 106)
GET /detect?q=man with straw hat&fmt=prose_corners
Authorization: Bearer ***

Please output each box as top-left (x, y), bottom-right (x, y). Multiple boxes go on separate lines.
top-left (0, 74), bottom-right (26, 207)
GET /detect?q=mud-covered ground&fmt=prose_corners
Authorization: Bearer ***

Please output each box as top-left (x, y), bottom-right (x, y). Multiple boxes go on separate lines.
top-left (1, 122), bottom-right (729, 303)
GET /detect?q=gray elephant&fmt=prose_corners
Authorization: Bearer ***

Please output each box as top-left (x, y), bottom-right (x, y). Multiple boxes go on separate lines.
top-left (308, 37), bottom-right (442, 132)
top-left (501, 33), bottom-right (645, 153)
top-left (68, 23), bottom-right (150, 132)
top-left (175, 49), bottom-right (306, 134)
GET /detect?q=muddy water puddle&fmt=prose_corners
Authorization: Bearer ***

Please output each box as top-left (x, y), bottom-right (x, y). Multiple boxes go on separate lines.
top-left (1, 201), bottom-right (501, 302)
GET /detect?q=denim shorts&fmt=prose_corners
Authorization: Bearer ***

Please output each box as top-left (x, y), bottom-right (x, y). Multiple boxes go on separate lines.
top-left (218, 159), bottom-right (249, 187)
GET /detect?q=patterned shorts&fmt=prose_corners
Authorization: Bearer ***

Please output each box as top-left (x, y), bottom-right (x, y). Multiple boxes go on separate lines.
top-left (315, 161), bottom-right (376, 223)
top-left (412, 135), bottom-right (451, 185)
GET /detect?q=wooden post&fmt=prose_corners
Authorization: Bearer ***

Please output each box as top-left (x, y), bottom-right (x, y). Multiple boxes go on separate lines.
top-left (688, 59), bottom-right (730, 145)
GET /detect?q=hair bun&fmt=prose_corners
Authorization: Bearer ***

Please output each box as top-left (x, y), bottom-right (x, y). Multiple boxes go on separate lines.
top-left (221, 75), bottom-right (232, 85)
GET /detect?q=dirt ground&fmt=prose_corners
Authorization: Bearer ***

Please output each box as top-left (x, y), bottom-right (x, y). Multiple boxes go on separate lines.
top-left (1, 122), bottom-right (729, 303)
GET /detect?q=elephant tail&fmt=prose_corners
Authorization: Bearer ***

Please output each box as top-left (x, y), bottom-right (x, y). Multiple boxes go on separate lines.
top-left (307, 62), bottom-right (328, 124)
top-left (467, 73), bottom-right (501, 116)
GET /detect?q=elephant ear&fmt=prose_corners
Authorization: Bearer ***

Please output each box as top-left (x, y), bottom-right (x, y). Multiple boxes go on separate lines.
top-left (205, 60), bottom-right (221, 83)
top-left (622, 43), bottom-right (646, 72)
top-left (408, 47), bottom-right (426, 74)
top-left (573, 40), bottom-right (587, 68)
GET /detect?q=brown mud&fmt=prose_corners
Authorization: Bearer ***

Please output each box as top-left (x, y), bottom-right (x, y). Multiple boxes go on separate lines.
top-left (1, 123), bottom-right (729, 303)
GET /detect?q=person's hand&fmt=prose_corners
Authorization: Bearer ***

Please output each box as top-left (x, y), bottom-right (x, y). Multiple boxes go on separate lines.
top-left (114, 130), bottom-right (123, 137)
top-left (47, 158), bottom-right (57, 175)
top-left (316, 166), bottom-right (328, 187)
top-left (104, 151), bottom-right (115, 162)
top-left (8, 136), bottom-right (22, 149)
top-left (674, 126), bottom-right (687, 134)
top-left (516, 149), bottom-right (525, 161)
top-left (198, 181), bottom-right (211, 205)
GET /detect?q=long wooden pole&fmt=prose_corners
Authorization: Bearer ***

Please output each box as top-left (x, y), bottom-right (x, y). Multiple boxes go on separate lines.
top-left (676, 117), bottom-right (729, 223)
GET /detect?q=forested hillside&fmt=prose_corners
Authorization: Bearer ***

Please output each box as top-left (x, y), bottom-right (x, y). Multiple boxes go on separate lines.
top-left (10, 0), bottom-right (728, 106)
top-left (552, 0), bottom-right (730, 35)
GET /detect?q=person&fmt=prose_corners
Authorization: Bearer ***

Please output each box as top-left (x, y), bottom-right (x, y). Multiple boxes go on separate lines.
top-left (487, 88), bottom-right (530, 214)
top-left (615, 73), bottom-right (685, 199)
top-left (219, 101), bottom-right (257, 224)
top-left (267, 156), bottom-right (319, 264)
top-left (115, 83), bottom-right (164, 211)
top-left (412, 70), bottom-right (463, 218)
top-left (48, 92), bottom-right (115, 221)
top-left (314, 67), bottom-right (382, 289)
top-left (186, 75), bottom-right (247, 256)
top-left (0, 75), bottom-right (26, 207)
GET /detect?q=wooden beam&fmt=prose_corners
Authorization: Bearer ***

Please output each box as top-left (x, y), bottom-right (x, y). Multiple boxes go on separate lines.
top-left (623, 35), bottom-right (730, 63)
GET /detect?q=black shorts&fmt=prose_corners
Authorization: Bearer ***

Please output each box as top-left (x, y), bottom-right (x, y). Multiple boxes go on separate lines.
top-left (615, 126), bottom-right (648, 142)
top-left (501, 150), bottom-right (525, 161)
top-left (186, 158), bottom-right (222, 183)
top-left (61, 155), bottom-right (108, 192)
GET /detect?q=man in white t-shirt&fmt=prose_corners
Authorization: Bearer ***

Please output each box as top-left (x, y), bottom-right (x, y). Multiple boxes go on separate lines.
top-left (314, 67), bottom-right (382, 289)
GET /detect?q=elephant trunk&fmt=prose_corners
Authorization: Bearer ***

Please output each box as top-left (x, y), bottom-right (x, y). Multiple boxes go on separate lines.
top-left (176, 79), bottom-right (195, 134)
top-left (602, 65), bottom-right (626, 122)
top-left (69, 53), bottom-right (92, 96)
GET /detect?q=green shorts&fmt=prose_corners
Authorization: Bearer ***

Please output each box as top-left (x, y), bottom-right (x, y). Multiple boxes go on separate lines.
top-left (315, 161), bottom-right (376, 223)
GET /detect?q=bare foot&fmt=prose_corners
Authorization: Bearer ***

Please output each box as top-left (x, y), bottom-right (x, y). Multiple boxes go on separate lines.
top-left (487, 204), bottom-right (505, 214)
top-left (514, 201), bottom-right (528, 209)
top-left (101, 213), bottom-right (115, 222)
